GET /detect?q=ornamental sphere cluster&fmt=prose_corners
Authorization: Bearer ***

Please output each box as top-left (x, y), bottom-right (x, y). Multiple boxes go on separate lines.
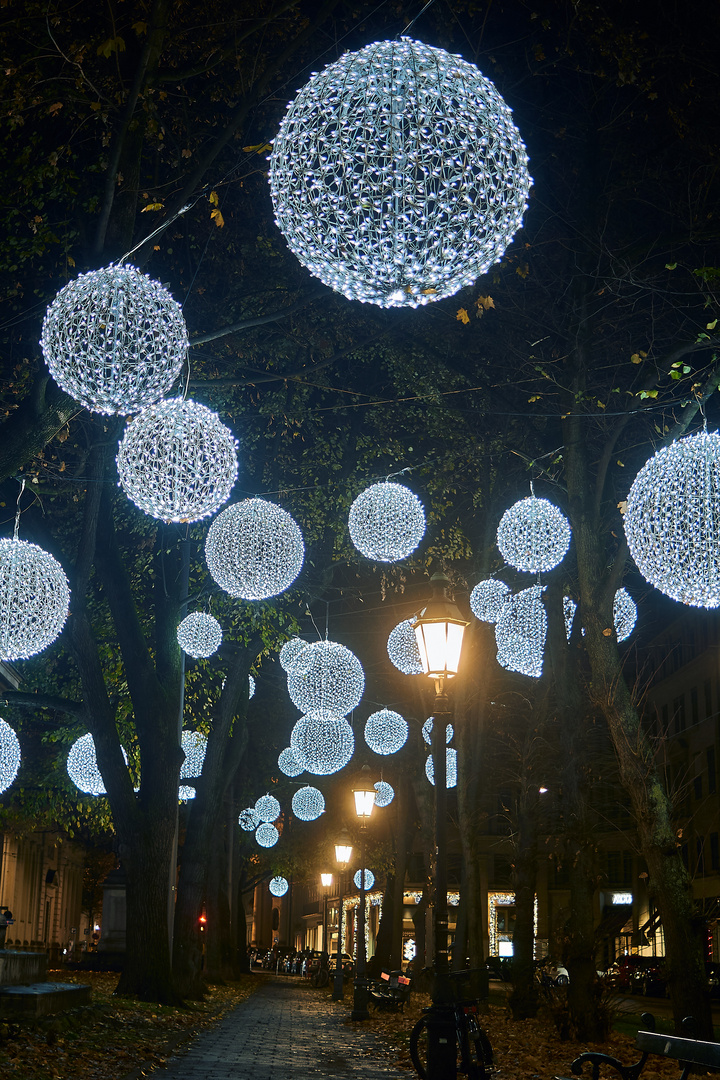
top-left (364, 708), bottom-right (408, 755)
top-left (205, 498), bottom-right (304, 600)
top-left (348, 482), bottom-right (425, 562)
top-left (497, 496), bottom-right (571, 574)
top-left (269, 876), bottom-right (289, 897)
top-left (387, 618), bottom-right (424, 675)
top-left (291, 785), bottom-right (325, 821)
top-left (177, 613), bottom-right (222, 658)
top-left (290, 715), bottom-right (355, 775)
top-left (0, 719), bottom-right (21, 794)
top-left (0, 539), bottom-right (70, 661)
top-left (288, 640), bottom-right (364, 721)
top-left (495, 585), bottom-right (547, 678)
top-left (354, 869), bottom-right (375, 891)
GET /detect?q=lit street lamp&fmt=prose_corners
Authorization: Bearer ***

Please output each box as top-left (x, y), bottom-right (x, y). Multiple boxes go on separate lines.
top-left (332, 831), bottom-right (353, 1001)
top-left (351, 764), bottom-right (376, 1021)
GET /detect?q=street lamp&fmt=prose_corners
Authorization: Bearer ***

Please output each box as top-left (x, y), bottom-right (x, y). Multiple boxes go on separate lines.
top-left (351, 764), bottom-right (376, 1021)
top-left (332, 831), bottom-right (353, 1001)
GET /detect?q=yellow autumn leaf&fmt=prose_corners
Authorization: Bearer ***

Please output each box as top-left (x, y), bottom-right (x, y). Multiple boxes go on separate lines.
top-left (602, 627), bottom-right (613, 636)
top-left (476, 295), bottom-right (495, 311)
top-left (141, 202), bottom-right (164, 212)
top-left (456, 308), bottom-right (470, 324)
top-left (242, 143), bottom-right (273, 154)
top-left (617, 500), bottom-right (628, 514)
top-left (420, 287), bottom-right (437, 295)
top-left (630, 353), bottom-right (643, 364)
top-left (48, 102), bottom-right (63, 115)
top-left (67, 255), bottom-right (75, 267)
top-left (211, 208), bottom-right (225, 228)
top-left (209, 190), bottom-right (219, 207)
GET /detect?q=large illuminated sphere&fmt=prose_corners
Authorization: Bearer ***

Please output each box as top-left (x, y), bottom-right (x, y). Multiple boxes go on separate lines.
top-left (270, 37), bottom-right (531, 308)
top-left (255, 794), bottom-right (281, 823)
top-left (374, 780), bottom-right (395, 808)
top-left (278, 747), bottom-right (304, 777)
top-left (116, 398), bottom-right (238, 522)
top-left (354, 869), bottom-right (375, 891)
top-left (470, 579), bottom-right (509, 623)
top-left (613, 588), bottom-right (637, 642)
top-left (239, 806), bottom-right (259, 831)
top-left (177, 613), bottom-right (222, 658)
top-left (287, 640), bottom-right (364, 720)
top-left (40, 264), bottom-right (187, 415)
top-left (291, 785), bottom-right (325, 821)
top-left (290, 715), bottom-right (355, 775)
top-left (180, 730), bottom-right (207, 779)
top-left (269, 876), bottom-right (289, 897)
top-left (495, 585), bottom-right (546, 678)
top-left (279, 637), bottom-right (309, 672)
top-left (364, 709), bottom-right (408, 755)
top-left (387, 618), bottom-right (423, 675)
top-left (422, 717), bottom-right (454, 746)
top-left (67, 733), bottom-right (128, 796)
top-left (0, 539), bottom-right (70, 661)
top-left (497, 496), bottom-right (571, 573)
top-left (205, 498), bottom-right (304, 599)
top-left (256, 823), bottom-right (279, 847)
top-left (624, 431), bottom-right (720, 607)
top-left (0, 719), bottom-right (20, 793)
top-left (425, 748), bottom-right (458, 788)
top-left (348, 483), bottom-right (425, 562)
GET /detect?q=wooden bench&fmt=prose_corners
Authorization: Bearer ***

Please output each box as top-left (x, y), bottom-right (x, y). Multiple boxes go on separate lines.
top-left (555, 1014), bottom-right (720, 1080)
top-left (369, 970), bottom-right (412, 1012)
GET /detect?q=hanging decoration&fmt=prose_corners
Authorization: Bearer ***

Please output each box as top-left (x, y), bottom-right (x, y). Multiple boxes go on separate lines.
top-left (205, 498), bottom-right (304, 599)
top-left (290, 715), bottom-right (355, 775)
top-left (0, 538), bottom-right (70, 661)
top-left (494, 585), bottom-right (547, 678)
top-left (67, 733), bottom-right (128, 796)
top-left (178, 786), bottom-right (196, 802)
top-left (116, 398), bottom-right (238, 522)
top-left (256, 823), bottom-right (279, 847)
top-left (291, 785), bottom-right (325, 821)
top-left (279, 637), bottom-right (309, 672)
top-left (176, 612), bottom-right (222, 658)
top-left (180, 730), bottom-right (207, 780)
top-left (387, 618), bottom-right (424, 675)
top-left (374, 780), bottom-right (395, 807)
top-left (354, 869), bottom-right (375, 891)
top-left (269, 37), bottom-right (531, 308)
top-left (278, 747), bottom-right (304, 777)
top-left (421, 717), bottom-right (454, 746)
top-left (364, 708), bottom-right (408, 755)
top-left (287, 640), bottom-right (364, 720)
top-left (40, 264), bottom-right (188, 415)
top-left (613, 588), bottom-right (637, 642)
top-left (269, 876), bottom-right (289, 897)
top-left (249, 675), bottom-right (256, 700)
top-left (496, 495), bottom-right (571, 573)
top-left (348, 482), bottom-right (425, 562)
top-left (624, 430), bottom-right (720, 607)
top-left (0, 719), bottom-right (21, 794)
top-left (255, 793), bottom-right (281, 823)
top-left (239, 807), bottom-right (259, 831)
top-left (425, 748), bottom-right (458, 788)
top-left (470, 579), bottom-right (510, 623)
top-left (563, 596), bottom-right (577, 641)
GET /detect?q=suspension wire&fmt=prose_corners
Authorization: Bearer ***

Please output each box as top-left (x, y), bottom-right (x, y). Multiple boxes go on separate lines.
top-left (399, 0), bottom-right (438, 37)
top-left (13, 478), bottom-right (26, 540)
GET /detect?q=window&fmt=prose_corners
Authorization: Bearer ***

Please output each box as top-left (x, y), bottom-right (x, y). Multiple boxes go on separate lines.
top-left (711, 833), bottom-right (719, 872)
top-left (697, 837), bottom-right (705, 875)
top-left (694, 774), bottom-right (703, 800)
top-left (705, 679), bottom-right (713, 720)
top-left (691, 686), bottom-right (699, 726)
top-left (708, 747), bottom-right (716, 795)
top-left (673, 695), bottom-right (686, 734)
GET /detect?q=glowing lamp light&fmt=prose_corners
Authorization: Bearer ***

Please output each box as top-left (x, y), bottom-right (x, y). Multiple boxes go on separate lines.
top-left (353, 765), bottom-right (376, 820)
top-left (497, 495), bottom-right (571, 573)
top-left (348, 482), bottom-right (426, 562)
top-left (373, 780), bottom-right (395, 807)
top-left (413, 573), bottom-right (468, 681)
top-left (354, 869), bottom-right (375, 891)
top-left (205, 498), bottom-right (304, 600)
top-left (291, 785), bottom-right (325, 821)
top-left (0, 539), bottom-right (70, 661)
top-left (335, 831), bottom-right (353, 867)
top-left (269, 876), bottom-right (289, 897)
top-left (287, 640), bottom-right (364, 720)
top-left (387, 618), bottom-right (424, 675)
top-left (0, 719), bottom-right (21, 793)
top-left (256, 823), bottom-right (279, 848)
top-left (364, 708), bottom-right (408, 755)
top-left (321, 873), bottom-right (334, 887)
top-left (176, 612), bottom-right (222, 658)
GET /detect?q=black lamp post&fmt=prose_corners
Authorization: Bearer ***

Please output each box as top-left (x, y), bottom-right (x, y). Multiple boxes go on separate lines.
top-left (332, 831), bottom-right (353, 1001)
top-left (350, 764), bottom-right (376, 1021)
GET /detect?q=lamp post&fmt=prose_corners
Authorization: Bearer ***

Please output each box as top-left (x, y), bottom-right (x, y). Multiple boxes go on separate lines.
top-left (351, 764), bottom-right (376, 1021)
top-left (413, 571), bottom-right (468, 1078)
top-left (320, 873), bottom-right (333, 961)
top-left (332, 831), bottom-right (353, 1001)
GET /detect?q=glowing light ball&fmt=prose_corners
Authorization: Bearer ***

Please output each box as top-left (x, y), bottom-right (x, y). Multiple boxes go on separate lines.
top-left (354, 869), bottom-right (375, 890)
top-left (178, 786), bottom-right (196, 801)
top-left (0, 539), bottom-right (70, 661)
top-left (278, 747), bottom-right (304, 777)
top-left (288, 640), bottom-right (364, 720)
top-left (205, 498), bottom-right (304, 599)
top-left (624, 431), bottom-right (720, 607)
top-left (364, 708), bottom-right (408, 755)
top-left (387, 618), bottom-right (423, 675)
top-left (497, 496), bottom-right (571, 573)
top-left (495, 585), bottom-right (546, 678)
top-left (270, 37), bottom-right (531, 308)
top-left (255, 794), bottom-right (281, 823)
top-left (270, 876), bottom-right (289, 896)
top-left (291, 785), bottom-right (325, 821)
top-left (613, 588), bottom-right (637, 642)
top-left (67, 733), bottom-right (128, 796)
top-left (116, 398), bottom-right (238, 522)
top-left (348, 482), bottom-right (425, 562)
top-left (421, 717), bottom-right (454, 745)
top-left (239, 807), bottom-right (259, 831)
top-left (177, 612), bottom-right (222, 658)
top-left (425, 747), bottom-right (458, 788)
top-left (290, 715), bottom-right (355, 775)
top-left (0, 719), bottom-right (21, 793)
top-left (180, 730), bottom-right (207, 779)
top-left (249, 675), bottom-right (256, 700)
top-left (40, 264), bottom-right (187, 415)
top-left (279, 637), bottom-right (309, 672)
top-left (470, 579), bottom-right (509, 623)
top-left (563, 596), bottom-right (577, 641)
top-left (374, 780), bottom-right (395, 807)
top-left (256, 823), bottom-right (279, 847)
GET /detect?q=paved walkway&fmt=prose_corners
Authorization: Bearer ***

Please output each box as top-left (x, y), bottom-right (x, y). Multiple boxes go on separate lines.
top-left (156, 975), bottom-right (408, 1079)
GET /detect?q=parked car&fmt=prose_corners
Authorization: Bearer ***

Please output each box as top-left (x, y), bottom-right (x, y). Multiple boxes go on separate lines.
top-left (329, 951), bottom-right (354, 978)
top-left (631, 957), bottom-right (668, 997)
top-left (536, 958), bottom-right (569, 986)
top-left (486, 956), bottom-right (513, 981)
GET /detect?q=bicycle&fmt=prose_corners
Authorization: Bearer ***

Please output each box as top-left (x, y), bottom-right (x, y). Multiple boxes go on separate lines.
top-left (311, 959), bottom-right (330, 988)
top-left (409, 970), bottom-right (494, 1080)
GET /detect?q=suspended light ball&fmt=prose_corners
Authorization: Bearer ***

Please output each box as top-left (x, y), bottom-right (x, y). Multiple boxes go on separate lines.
top-left (291, 785), bottom-right (325, 821)
top-left (348, 482), bottom-right (425, 562)
top-left (364, 708), bottom-right (408, 755)
top-left (387, 618), bottom-right (423, 675)
top-left (256, 823), bottom-right (279, 848)
top-left (278, 747), bottom-right (304, 778)
top-left (495, 585), bottom-right (546, 678)
top-left (239, 806), bottom-right (259, 832)
top-left (40, 264), bottom-right (188, 415)
top-left (421, 717), bottom-right (454, 745)
top-left (249, 675), bottom-right (256, 700)
top-left (269, 876), bottom-right (289, 897)
top-left (279, 637), bottom-right (309, 672)
top-left (0, 539), bottom-right (70, 661)
top-left (613, 587), bottom-right (637, 643)
top-left (116, 398), bottom-right (238, 523)
top-left (354, 869), bottom-right (375, 891)
top-left (290, 715), bottom-right (355, 775)
top-left (178, 786), bottom-right (196, 801)
top-left (374, 780), bottom-right (395, 807)
top-left (624, 430), bottom-right (720, 607)
top-left (563, 596), bottom-right (577, 641)
top-left (425, 748), bottom-right (458, 788)
top-left (205, 498), bottom-right (304, 599)
top-left (177, 612), bottom-right (222, 658)
top-left (288, 640), bottom-right (365, 721)
top-left (0, 719), bottom-right (21, 794)
top-left (496, 496), bottom-right (571, 573)
top-left (67, 733), bottom-right (128, 796)
top-left (270, 37), bottom-right (531, 308)
top-left (470, 579), bottom-right (510, 623)
top-left (255, 794), bottom-right (281, 823)
top-left (180, 730), bottom-right (207, 779)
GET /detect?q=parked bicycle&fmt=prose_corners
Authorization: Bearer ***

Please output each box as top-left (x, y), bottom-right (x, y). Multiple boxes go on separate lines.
top-left (310, 955), bottom-right (330, 988)
top-left (409, 969), bottom-right (494, 1079)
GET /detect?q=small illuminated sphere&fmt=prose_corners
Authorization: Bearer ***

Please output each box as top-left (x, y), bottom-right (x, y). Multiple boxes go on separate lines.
top-left (176, 612), bottom-right (222, 658)
top-left (374, 780), bottom-right (395, 807)
top-left (421, 717), bottom-right (454, 746)
top-left (354, 869), bottom-right (375, 891)
top-left (290, 715), bottom-right (355, 775)
top-left (348, 482), bottom-right (425, 562)
top-left (425, 748), bottom-right (458, 788)
top-left (180, 730), bottom-right (207, 780)
top-left (239, 806), bottom-right (259, 831)
top-left (67, 733), bottom-right (128, 796)
top-left (287, 640), bottom-right (364, 720)
top-left (256, 823), bottom-right (279, 848)
top-left (269, 876), bottom-right (289, 897)
top-left (563, 596), bottom-right (577, 641)
top-left (249, 675), bottom-right (256, 700)
top-left (255, 794), bottom-right (281, 823)
top-left (624, 431), bottom-right (720, 608)
top-left (116, 398), bottom-right (238, 522)
top-left (278, 747), bottom-right (304, 777)
top-left (291, 785), bottom-right (325, 821)
top-left (387, 618), bottom-right (423, 675)
top-left (364, 709), bottom-right (408, 755)
top-left (613, 587), bottom-right (637, 643)
top-left (279, 637), bottom-right (309, 672)
top-left (0, 539), bottom-right (70, 661)
top-left (0, 719), bottom-right (21, 793)
top-left (497, 496), bottom-right (571, 573)
top-left (495, 585), bottom-right (546, 678)
top-left (270, 37), bottom-right (531, 308)
top-left (205, 498), bottom-right (304, 599)
top-left (40, 264), bottom-right (188, 415)
top-left (178, 785), bottom-right (196, 801)
top-left (470, 579), bottom-right (510, 623)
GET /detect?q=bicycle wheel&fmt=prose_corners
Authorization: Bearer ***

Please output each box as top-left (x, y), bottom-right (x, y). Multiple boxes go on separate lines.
top-left (459, 1009), bottom-right (494, 1078)
top-left (409, 1014), bottom-right (429, 1080)
top-left (312, 967), bottom-right (329, 988)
